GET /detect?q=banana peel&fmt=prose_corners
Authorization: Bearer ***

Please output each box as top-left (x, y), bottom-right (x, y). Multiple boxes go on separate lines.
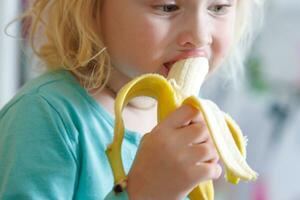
top-left (105, 57), bottom-right (257, 199)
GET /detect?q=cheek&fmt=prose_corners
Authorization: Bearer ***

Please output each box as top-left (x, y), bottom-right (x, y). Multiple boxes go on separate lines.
top-left (116, 25), bottom-right (164, 74)
top-left (211, 22), bottom-right (235, 68)
top-left (218, 31), bottom-right (234, 56)
top-left (102, 12), bottom-right (168, 72)
top-left (125, 17), bottom-right (170, 67)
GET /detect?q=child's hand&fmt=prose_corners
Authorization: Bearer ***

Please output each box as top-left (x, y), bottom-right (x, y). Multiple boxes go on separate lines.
top-left (127, 104), bottom-right (222, 200)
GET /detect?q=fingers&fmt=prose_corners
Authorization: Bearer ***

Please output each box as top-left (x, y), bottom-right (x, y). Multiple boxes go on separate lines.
top-left (181, 162), bottom-right (222, 187)
top-left (193, 142), bottom-right (219, 164)
top-left (179, 140), bottom-right (219, 165)
top-left (189, 139), bottom-right (221, 181)
top-left (191, 163), bottom-right (223, 181)
top-left (162, 104), bottom-right (202, 129)
top-left (177, 122), bottom-right (209, 145)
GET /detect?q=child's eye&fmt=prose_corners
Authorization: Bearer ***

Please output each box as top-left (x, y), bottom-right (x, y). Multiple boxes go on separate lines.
top-left (209, 4), bottom-right (232, 15)
top-left (154, 4), bottom-right (180, 13)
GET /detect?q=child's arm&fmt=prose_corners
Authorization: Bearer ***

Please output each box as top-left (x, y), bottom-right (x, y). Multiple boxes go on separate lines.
top-left (126, 105), bottom-right (221, 200)
top-left (0, 94), bottom-right (77, 199)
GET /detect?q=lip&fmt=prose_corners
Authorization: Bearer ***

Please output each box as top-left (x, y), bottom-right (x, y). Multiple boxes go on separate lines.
top-left (163, 50), bottom-right (209, 70)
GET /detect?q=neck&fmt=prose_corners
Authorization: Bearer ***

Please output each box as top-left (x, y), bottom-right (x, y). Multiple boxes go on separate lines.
top-left (104, 67), bottom-right (157, 110)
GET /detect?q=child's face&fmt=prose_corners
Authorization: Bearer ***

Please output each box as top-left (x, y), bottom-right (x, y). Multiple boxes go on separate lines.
top-left (101, 0), bottom-right (237, 78)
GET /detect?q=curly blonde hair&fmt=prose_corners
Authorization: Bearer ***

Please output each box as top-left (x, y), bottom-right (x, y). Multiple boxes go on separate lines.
top-left (24, 0), bottom-right (110, 91)
top-left (23, 0), bottom-right (264, 90)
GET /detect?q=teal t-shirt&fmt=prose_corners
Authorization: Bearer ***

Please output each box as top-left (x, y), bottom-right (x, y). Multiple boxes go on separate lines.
top-left (0, 70), bottom-right (142, 199)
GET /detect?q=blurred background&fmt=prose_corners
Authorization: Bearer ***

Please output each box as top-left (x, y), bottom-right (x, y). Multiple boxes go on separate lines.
top-left (1, 0), bottom-right (300, 199)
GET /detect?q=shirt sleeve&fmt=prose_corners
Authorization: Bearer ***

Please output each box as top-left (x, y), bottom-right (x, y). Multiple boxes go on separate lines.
top-left (0, 94), bottom-right (78, 200)
top-left (104, 190), bottom-right (129, 200)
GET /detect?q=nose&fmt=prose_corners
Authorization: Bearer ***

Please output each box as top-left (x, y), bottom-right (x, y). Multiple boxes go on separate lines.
top-left (176, 11), bottom-right (212, 49)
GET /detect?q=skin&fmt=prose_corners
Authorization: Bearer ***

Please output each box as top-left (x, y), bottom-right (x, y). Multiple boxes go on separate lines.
top-left (98, 0), bottom-right (238, 199)
top-left (100, 0), bottom-right (236, 90)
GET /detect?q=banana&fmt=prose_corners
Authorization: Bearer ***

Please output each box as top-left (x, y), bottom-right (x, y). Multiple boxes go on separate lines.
top-left (105, 57), bottom-right (257, 199)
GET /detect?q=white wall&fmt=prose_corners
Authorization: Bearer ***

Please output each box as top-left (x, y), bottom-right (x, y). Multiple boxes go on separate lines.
top-left (0, 0), bottom-right (20, 108)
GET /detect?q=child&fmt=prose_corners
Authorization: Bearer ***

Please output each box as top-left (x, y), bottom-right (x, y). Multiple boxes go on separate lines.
top-left (0, 0), bottom-right (263, 199)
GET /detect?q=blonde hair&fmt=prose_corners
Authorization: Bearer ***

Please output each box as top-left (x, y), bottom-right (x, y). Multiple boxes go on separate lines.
top-left (23, 0), bottom-right (264, 90)
top-left (23, 0), bottom-right (111, 91)
top-left (223, 0), bottom-right (265, 84)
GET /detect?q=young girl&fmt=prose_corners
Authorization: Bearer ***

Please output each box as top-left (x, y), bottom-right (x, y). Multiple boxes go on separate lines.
top-left (0, 0), bottom-right (263, 199)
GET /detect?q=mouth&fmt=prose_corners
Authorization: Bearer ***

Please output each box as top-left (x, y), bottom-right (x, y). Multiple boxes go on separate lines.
top-left (162, 50), bottom-right (209, 77)
top-left (164, 61), bottom-right (176, 70)
top-left (161, 61), bottom-right (175, 77)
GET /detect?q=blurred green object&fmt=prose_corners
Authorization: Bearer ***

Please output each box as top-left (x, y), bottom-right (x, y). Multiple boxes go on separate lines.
top-left (246, 55), bottom-right (269, 93)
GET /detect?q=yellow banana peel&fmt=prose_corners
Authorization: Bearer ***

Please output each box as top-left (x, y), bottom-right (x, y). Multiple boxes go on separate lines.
top-left (105, 57), bottom-right (257, 199)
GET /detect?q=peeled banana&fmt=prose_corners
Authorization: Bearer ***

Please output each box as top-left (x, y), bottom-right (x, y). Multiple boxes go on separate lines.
top-left (105, 57), bottom-right (257, 199)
